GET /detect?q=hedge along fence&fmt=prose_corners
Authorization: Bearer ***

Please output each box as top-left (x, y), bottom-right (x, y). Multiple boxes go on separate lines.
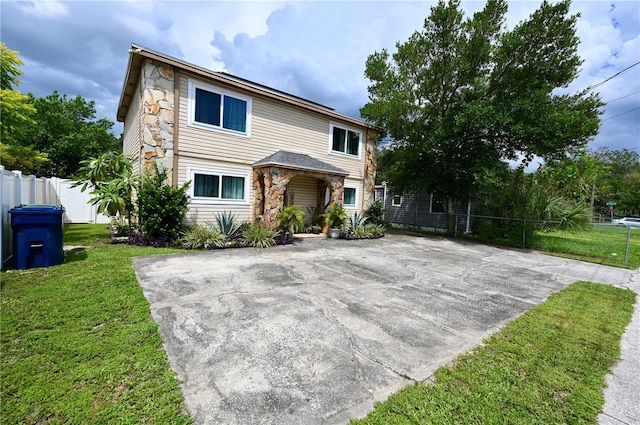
top-left (0, 166), bottom-right (109, 268)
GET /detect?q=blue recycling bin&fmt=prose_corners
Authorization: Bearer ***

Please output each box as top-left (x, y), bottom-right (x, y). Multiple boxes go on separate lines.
top-left (10, 205), bottom-right (65, 270)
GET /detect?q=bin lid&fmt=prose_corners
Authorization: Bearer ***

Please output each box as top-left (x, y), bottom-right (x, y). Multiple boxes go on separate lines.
top-left (9, 204), bottom-right (65, 214)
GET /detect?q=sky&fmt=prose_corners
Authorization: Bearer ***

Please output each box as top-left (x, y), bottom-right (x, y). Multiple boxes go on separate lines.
top-left (2, 0), bottom-right (639, 156)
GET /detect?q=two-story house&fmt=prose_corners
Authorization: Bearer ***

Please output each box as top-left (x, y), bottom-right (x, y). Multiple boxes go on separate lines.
top-left (117, 44), bottom-right (381, 230)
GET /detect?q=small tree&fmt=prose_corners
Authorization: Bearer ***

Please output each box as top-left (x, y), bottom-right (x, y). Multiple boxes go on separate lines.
top-left (0, 42), bottom-right (39, 168)
top-left (72, 152), bottom-right (138, 234)
top-left (137, 167), bottom-right (190, 246)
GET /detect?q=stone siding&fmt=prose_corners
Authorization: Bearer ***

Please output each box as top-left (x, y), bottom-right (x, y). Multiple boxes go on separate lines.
top-left (141, 60), bottom-right (175, 181)
top-left (362, 130), bottom-right (378, 210)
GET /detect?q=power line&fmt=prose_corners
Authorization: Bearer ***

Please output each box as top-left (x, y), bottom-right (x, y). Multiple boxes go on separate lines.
top-left (605, 90), bottom-right (640, 104)
top-left (586, 61), bottom-right (640, 91)
top-left (601, 106), bottom-right (640, 122)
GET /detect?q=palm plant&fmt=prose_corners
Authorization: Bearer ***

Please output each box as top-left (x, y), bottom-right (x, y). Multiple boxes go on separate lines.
top-left (73, 152), bottom-right (139, 234)
top-left (278, 205), bottom-right (305, 234)
top-left (324, 202), bottom-right (347, 229)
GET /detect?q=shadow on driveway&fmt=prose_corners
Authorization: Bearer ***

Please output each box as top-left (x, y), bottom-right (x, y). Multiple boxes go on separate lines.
top-left (132, 234), bottom-right (635, 424)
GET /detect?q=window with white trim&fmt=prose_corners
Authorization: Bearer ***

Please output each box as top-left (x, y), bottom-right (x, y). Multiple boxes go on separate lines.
top-left (187, 166), bottom-right (249, 204)
top-left (329, 123), bottom-right (361, 157)
top-left (343, 185), bottom-right (358, 209)
top-left (392, 194), bottom-right (402, 206)
top-left (189, 81), bottom-right (251, 136)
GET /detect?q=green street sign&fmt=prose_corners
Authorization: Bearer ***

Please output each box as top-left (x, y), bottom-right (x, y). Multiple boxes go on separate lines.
top-left (606, 201), bottom-right (616, 206)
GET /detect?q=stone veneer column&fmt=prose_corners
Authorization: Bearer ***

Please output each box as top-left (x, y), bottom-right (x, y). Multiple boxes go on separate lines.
top-left (141, 60), bottom-right (175, 181)
top-left (327, 176), bottom-right (345, 204)
top-left (362, 130), bottom-right (378, 210)
top-left (260, 167), bottom-right (298, 230)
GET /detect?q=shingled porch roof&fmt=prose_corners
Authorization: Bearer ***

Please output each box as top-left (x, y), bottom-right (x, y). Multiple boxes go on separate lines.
top-left (252, 151), bottom-right (349, 176)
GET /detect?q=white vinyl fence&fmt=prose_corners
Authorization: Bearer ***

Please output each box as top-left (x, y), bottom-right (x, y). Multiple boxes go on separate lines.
top-left (1, 166), bottom-right (109, 268)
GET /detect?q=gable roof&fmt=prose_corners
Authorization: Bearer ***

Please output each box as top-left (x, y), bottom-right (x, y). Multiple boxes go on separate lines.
top-left (117, 43), bottom-right (384, 134)
top-left (253, 151), bottom-right (349, 176)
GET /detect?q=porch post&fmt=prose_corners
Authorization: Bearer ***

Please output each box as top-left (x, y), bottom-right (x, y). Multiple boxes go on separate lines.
top-left (262, 167), bottom-right (295, 230)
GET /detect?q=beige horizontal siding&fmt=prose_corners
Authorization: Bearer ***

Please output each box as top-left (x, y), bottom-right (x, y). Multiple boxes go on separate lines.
top-left (177, 74), bottom-right (366, 178)
top-left (286, 175), bottom-right (318, 225)
top-left (123, 79), bottom-right (141, 175)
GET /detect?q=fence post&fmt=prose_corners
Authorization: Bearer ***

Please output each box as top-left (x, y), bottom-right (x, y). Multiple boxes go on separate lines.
top-left (522, 219), bottom-right (526, 249)
top-left (624, 226), bottom-right (631, 264)
top-left (455, 214), bottom-right (458, 238)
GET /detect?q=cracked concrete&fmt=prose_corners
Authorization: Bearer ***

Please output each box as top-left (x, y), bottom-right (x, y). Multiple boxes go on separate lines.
top-left (132, 233), bottom-right (638, 425)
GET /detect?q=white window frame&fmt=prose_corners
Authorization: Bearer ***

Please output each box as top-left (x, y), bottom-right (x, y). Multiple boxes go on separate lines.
top-left (187, 165), bottom-right (250, 205)
top-left (188, 80), bottom-right (252, 138)
top-left (328, 122), bottom-right (362, 159)
top-left (343, 184), bottom-right (359, 210)
top-left (392, 193), bottom-right (402, 207)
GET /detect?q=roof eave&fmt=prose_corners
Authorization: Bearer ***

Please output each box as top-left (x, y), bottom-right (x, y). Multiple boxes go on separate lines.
top-left (117, 43), bottom-right (385, 133)
top-left (252, 161), bottom-right (350, 176)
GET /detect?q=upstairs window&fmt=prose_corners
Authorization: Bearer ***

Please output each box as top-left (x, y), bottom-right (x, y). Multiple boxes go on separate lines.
top-left (189, 81), bottom-right (251, 135)
top-left (330, 124), bottom-right (361, 157)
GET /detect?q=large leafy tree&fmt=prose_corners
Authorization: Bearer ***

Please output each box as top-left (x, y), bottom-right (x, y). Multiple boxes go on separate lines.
top-left (0, 42), bottom-right (41, 169)
top-left (534, 150), bottom-right (608, 206)
top-left (595, 148), bottom-right (640, 215)
top-left (361, 0), bottom-right (602, 234)
top-left (16, 91), bottom-right (119, 178)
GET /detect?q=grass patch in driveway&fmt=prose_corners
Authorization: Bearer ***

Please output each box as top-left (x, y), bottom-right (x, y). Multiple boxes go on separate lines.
top-left (351, 282), bottom-right (635, 425)
top-left (1, 224), bottom-right (191, 424)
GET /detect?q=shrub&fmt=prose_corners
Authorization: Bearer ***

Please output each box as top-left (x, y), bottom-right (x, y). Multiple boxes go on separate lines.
top-left (137, 167), bottom-right (190, 246)
top-left (242, 223), bottom-right (279, 248)
top-left (323, 202), bottom-right (347, 229)
top-left (182, 225), bottom-right (226, 249)
top-left (278, 205), bottom-right (305, 234)
top-left (364, 199), bottom-right (387, 227)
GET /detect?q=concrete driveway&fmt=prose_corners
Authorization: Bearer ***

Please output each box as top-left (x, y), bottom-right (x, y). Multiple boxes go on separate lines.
top-left (132, 234), bottom-right (636, 424)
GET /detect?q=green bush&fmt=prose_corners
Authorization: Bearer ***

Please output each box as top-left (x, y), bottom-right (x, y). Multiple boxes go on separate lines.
top-left (182, 225), bottom-right (226, 249)
top-left (323, 202), bottom-right (348, 229)
top-left (137, 167), bottom-right (190, 245)
top-left (242, 223), bottom-right (278, 248)
top-left (365, 199), bottom-right (387, 227)
top-left (278, 205), bottom-right (305, 234)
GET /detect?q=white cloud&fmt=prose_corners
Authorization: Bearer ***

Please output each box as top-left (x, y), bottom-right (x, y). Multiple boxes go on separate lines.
top-left (1, 0), bottom-right (637, 150)
top-left (18, 0), bottom-right (69, 18)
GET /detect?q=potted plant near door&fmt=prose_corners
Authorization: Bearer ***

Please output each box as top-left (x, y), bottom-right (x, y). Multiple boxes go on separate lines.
top-left (324, 202), bottom-right (347, 239)
top-left (277, 205), bottom-right (305, 243)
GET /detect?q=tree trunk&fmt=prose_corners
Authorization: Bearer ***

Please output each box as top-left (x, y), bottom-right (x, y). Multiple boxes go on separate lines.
top-left (445, 196), bottom-right (456, 236)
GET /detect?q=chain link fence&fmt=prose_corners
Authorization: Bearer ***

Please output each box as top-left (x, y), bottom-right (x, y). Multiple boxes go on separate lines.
top-left (388, 212), bottom-right (638, 267)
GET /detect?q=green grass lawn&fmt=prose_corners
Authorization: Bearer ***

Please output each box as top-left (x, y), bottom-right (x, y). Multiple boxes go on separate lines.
top-left (1, 224), bottom-right (192, 424)
top-left (532, 225), bottom-right (640, 269)
top-left (351, 282), bottom-right (636, 424)
top-left (387, 224), bottom-right (640, 269)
